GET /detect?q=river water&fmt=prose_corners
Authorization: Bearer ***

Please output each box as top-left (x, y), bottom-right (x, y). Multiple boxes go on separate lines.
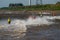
top-left (0, 16), bottom-right (60, 40)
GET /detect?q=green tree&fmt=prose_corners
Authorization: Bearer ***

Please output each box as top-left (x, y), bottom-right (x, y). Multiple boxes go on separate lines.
top-left (56, 2), bottom-right (60, 4)
top-left (9, 3), bottom-right (24, 7)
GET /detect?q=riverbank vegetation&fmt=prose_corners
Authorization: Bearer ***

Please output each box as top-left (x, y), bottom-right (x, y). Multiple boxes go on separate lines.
top-left (0, 2), bottom-right (60, 11)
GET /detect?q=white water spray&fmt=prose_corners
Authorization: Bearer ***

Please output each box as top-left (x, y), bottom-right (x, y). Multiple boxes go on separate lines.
top-left (0, 16), bottom-right (56, 32)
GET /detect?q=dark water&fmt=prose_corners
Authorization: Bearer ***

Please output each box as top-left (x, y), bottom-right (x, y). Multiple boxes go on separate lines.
top-left (0, 16), bottom-right (60, 40)
top-left (24, 24), bottom-right (60, 40)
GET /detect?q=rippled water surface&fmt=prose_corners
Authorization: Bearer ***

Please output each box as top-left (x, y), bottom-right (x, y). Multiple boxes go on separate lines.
top-left (0, 16), bottom-right (60, 40)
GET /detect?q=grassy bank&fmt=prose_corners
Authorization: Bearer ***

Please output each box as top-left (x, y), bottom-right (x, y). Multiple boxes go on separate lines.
top-left (0, 4), bottom-right (60, 11)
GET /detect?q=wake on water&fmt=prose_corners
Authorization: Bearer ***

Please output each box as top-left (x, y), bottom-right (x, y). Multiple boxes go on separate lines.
top-left (0, 15), bottom-right (60, 39)
top-left (0, 16), bottom-right (60, 32)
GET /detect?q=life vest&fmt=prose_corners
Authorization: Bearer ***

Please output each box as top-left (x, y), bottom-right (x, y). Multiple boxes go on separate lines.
top-left (8, 18), bottom-right (11, 24)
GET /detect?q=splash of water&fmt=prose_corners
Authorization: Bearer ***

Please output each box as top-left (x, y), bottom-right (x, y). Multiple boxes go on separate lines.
top-left (1, 16), bottom-right (60, 33)
top-left (26, 16), bottom-right (53, 26)
top-left (0, 16), bottom-right (55, 32)
top-left (0, 15), bottom-right (60, 39)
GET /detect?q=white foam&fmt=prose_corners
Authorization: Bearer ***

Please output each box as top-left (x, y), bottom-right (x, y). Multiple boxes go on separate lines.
top-left (0, 16), bottom-right (60, 32)
top-left (26, 16), bottom-right (53, 26)
top-left (0, 19), bottom-right (27, 32)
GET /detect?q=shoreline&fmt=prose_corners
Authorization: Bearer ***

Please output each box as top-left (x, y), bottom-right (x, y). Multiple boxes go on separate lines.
top-left (0, 10), bottom-right (60, 14)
